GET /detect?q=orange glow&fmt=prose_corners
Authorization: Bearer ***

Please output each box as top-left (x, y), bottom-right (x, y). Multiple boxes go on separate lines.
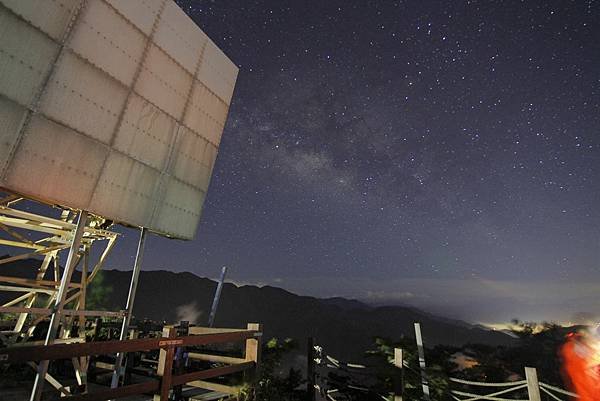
top-left (561, 332), bottom-right (600, 401)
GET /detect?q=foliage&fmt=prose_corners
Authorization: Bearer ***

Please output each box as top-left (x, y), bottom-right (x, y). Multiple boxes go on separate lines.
top-left (452, 320), bottom-right (571, 387)
top-left (86, 270), bottom-right (113, 310)
top-left (239, 337), bottom-right (305, 401)
top-left (364, 337), bottom-right (452, 401)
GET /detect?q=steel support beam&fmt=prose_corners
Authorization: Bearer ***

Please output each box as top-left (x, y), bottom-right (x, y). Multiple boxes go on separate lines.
top-left (30, 211), bottom-right (88, 401)
top-left (111, 227), bottom-right (147, 389)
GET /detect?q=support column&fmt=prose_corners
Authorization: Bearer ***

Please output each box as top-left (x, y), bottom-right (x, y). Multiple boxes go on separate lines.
top-left (244, 323), bottom-right (262, 383)
top-left (30, 211), bottom-right (88, 401)
top-left (525, 367), bottom-right (541, 401)
top-left (414, 323), bottom-right (430, 401)
top-left (394, 348), bottom-right (404, 401)
top-left (155, 326), bottom-right (177, 401)
top-left (111, 227), bottom-right (147, 388)
top-left (207, 266), bottom-right (227, 327)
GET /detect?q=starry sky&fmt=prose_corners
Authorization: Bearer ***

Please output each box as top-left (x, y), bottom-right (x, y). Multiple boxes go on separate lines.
top-left (79, 1), bottom-right (600, 324)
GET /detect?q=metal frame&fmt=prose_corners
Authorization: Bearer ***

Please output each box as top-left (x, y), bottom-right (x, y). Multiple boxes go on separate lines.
top-left (0, 194), bottom-right (122, 399)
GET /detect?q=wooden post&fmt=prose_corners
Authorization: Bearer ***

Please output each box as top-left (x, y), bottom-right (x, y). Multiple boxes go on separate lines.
top-left (525, 367), bottom-right (541, 401)
top-left (307, 337), bottom-right (316, 401)
top-left (244, 323), bottom-right (262, 383)
top-left (394, 348), bottom-right (404, 401)
top-left (414, 323), bottom-right (430, 401)
top-left (154, 326), bottom-right (176, 401)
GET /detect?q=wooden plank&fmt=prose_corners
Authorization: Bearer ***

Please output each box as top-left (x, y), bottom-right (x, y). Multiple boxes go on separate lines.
top-left (187, 380), bottom-right (240, 395)
top-left (171, 361), bottom-right (255, 386)
top-left (394, 348), bottom-right (403, 401)
top-left (245, 323), bottom-right (262, 364)
top-left (187, 353), bottom-right (246, 365)
top-left (63, 381), bottom-right (159, 401)
top-left (1, 330), bottom-right (260, 363)
top-left (525, 367), bottom-right (541, 401)
top-left (189, 392), bottom-right (233, 401)
top-left (188, 326), bottom-right (249, 335)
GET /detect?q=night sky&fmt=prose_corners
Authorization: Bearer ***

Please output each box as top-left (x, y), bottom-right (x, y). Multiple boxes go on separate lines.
top-left (102, 0), bottom-right (599, 324)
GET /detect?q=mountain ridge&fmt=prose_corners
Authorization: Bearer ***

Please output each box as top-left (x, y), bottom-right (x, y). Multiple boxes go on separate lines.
top-left (0, 261), bottom-right (515, 360)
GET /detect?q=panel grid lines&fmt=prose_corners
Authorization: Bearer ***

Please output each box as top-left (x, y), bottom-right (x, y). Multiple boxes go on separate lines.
top-left (0, 0), bottom-right (237, 239)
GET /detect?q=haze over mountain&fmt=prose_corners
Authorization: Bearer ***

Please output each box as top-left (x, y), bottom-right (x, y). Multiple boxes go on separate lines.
top-left (1, 259), bottom-right (514, 360)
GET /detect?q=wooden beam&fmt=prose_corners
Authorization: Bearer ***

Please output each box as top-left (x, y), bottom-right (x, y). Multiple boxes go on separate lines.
top-left (61, 381), bottom-right (159, 401)
top-left (155, 326), bottom-right (176, 401)
top-left (187, 353), bottom-right (246, 365)
top-left (188, 326), bottom-right (249, 335)
top-left (245, 323), bottom-right (262, 364)
top-left (187, 380), bottom-right (241, 395)
top-left (0, 330), bottom-right (260, 363)
top-left (171, 361), bottom-right (255, 386)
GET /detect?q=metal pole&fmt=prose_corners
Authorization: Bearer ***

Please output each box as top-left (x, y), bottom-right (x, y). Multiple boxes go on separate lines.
top-left (111, 227), bottom-right (147, 389)
top-left (30, 211), bottom-right (88, 401)
top-left (207, 266), bottom-right (227, 327)
top-left (414, 323), bottom-right (430, 401)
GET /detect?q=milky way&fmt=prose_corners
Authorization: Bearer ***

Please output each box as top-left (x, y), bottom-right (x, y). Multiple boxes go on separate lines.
top-left (102, 0), bottom-right (600, 323)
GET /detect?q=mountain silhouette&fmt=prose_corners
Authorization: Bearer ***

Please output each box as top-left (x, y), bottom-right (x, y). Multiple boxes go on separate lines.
top-left (0, 259), bottom-right (514, 360)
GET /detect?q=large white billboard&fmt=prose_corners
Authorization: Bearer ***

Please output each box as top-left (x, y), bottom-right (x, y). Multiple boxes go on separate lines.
top-left (0, 0), bottom-right (238, 239)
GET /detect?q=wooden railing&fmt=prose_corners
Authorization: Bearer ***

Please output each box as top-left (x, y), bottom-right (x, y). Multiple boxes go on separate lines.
top-left (0, 323), bottom-right (262, 401)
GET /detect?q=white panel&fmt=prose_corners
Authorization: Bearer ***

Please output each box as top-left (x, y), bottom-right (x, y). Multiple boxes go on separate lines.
top-left (135, 44), bottom-right (192, 119)
top-left (114, 93), bottom-right (176, 170)
top-left (184, 81), bottom-right (228, 145)
top-left (105, 0), bottom-right (163, 36)
top-left (39, 51), bottom-right (128, 144)
top-left (153, 177), bottom-right (204, 239)
top-left (4, 115), bottom-right (107, 209)
top-left (89, 151), bottom-right (159, 227)
top-left (68, 0), bottom-right (146, 86)
top-left (0, 7), bottom-right (58, 106)
top-left (196, 39), bottom-right (238, 105)
top-left (0, 0), bottom-right (79, 41)
top-left (0, 0), bottom-right (237, 240)
top-left (0, 97), bottom-right (27, 172)
top-left (154, 0), bottom-right (205, 74)
top-left (171, 126), bottom-right (212, 190)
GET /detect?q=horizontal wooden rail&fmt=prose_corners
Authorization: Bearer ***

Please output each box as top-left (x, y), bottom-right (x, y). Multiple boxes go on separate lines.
top-left (188, 352), bottom-right (247, 364)
top-left (0, 330), bottom-right (260, 363)
top-left (61, 380), bottom-right (159, 401)
top-left (171, 361), bottom-right (255, 386)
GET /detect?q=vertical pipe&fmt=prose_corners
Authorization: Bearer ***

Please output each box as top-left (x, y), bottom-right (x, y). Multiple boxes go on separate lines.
top-left (31, 211), bottom-right (88, 401)
top-left (307, 337), bottom-right (316, 401)
top-left (207, 266), bottom-right (227, 327)
top-left (111, 227), bottom-right (147, 389)
top-left (414, 323), bottom-right (430, 401)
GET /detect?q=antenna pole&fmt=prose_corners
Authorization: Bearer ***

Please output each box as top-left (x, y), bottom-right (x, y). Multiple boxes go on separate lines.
top-left (207, 266), bottom-right (227, 327)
